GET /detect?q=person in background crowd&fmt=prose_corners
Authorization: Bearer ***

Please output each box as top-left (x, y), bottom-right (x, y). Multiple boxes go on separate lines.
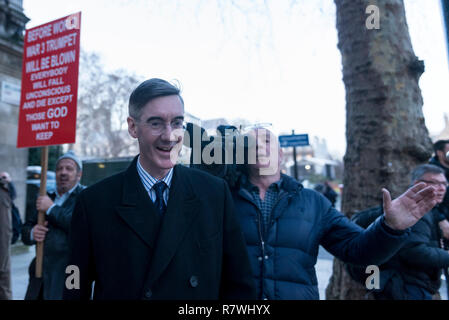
top-left (348, 164), bottom-right (449, 300)
top-left (22, 151), bottom-right (84, 300)
top-left (428, 140), bottom-right (449, 243)
top-left (0, 172), bottom-right (22, 244)
top-left (430, 140), bottom-right (449, 181)
top-left (0, 175), bottom-right (12, 300)
top-left (314, 181), bottom-right (338, 207)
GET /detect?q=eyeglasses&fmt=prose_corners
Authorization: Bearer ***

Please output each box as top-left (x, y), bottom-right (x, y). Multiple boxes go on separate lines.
top-left (140, 119), bottom-right (186, 135)
top-left (418, 179), bottom-right (448, 188)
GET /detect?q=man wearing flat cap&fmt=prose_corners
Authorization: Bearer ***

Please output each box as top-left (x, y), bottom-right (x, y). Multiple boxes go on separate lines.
top-left (22, 151), bottom-right (84, 300)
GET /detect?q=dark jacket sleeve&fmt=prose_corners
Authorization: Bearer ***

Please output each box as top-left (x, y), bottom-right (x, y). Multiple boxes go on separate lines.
top-left (398, 214), bottom-right (449, 269)
top-left (440, 191), bottom-right (449, 220)
top-left (435, 203), bottom-right (448, 222)
top-left (8, 182), bottom-right (17, 201)
top-left (21, 196), bottom-right (37, 246)
top-left (63, 191), bottom-right (94, 300)
top-left (45, 187), bottom-right (82, 233)
top-left (219, 180), bottom-right (257, 300)
top-left (351, 206), bottom-right (383, 229)
top-left (320, 204), bottom-right (410, 266)
top-left (22, 187), bottom-right (83, 244)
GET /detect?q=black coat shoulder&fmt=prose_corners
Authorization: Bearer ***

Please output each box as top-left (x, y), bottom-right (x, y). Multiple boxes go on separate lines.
top-left (174, 165), bottom-right (230, 201)
top-left (177, 165), bottom-right (227, 186)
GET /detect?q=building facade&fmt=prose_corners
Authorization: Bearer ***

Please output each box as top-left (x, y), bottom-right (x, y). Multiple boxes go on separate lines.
top-left (0, 0), bottom-right (29, 218)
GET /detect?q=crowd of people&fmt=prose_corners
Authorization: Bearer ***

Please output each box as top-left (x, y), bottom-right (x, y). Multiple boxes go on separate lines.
top-left (1, 78), bottom-right (449, 300)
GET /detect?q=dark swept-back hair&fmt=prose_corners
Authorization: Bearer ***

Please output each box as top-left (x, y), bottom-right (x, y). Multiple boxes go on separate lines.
top-left (410, 164), bottom-right (445, 184)
top-left (433, 139), bottom-right (449, 153)
top-left (128, 78), bottom-right (184, 119)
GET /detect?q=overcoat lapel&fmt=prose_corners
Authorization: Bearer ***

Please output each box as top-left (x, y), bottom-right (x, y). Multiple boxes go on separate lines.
top-left (144, 165), bottom-right (200, 288)
top-left (115, 156), bottom-right (161, 248)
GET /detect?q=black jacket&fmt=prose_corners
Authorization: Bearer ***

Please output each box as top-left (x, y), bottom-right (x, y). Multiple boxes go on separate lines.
top-left (63, 157), bottom-right (256, 300)
top-left (429, 156), bottom-right (449, 219)
top-left (22, 184), bottom-right (85, 300)
top-left (430, 156), bottom-right (449, 181)
top-left (349, 205), bottom-right (449, 296)
top-left (399, 207), bottom-right (449, 293)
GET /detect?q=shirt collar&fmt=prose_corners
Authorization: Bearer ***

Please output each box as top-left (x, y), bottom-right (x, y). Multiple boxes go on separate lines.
top-left (136, 155), bottom-right (173, 193)
top-left (243, 174), bottom-right (283, 192)
top-left (271, 178), bottom-right (282, 190)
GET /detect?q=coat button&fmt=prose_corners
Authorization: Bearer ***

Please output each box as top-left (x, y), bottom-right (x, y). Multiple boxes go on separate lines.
top-left (144, 289), bottom-right (152, 299)
top-left (258, 257), bottom-right (263, 261)
top-left (264, 255), bottom-right (269, 259)
top-left (189, 275), bottom-right (199, 288)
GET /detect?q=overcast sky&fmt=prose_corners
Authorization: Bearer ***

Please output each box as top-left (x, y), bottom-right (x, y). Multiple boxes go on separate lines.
top-left (22, 0), bottom-right (449, 158)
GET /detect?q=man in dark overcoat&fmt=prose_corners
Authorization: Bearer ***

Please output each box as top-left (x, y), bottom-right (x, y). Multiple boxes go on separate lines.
top-left (64, 79), bottom-right (256, 300)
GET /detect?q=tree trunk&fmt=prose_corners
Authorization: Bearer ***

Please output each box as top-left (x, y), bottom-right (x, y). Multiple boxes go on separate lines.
top-left (326, 0), bottom-right (433, 300)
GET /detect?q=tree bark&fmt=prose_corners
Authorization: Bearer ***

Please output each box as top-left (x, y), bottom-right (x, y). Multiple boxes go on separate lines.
top-left (326, 0), bottom-right (433, 299)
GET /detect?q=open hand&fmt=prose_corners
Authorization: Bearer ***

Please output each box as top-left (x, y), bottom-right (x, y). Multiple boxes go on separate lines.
top-left (383, 182), bottom-right (437, 230)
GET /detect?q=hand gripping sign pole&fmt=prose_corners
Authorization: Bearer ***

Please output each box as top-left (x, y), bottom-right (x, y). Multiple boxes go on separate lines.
top-left (19, 12), bottom-right (81, 300)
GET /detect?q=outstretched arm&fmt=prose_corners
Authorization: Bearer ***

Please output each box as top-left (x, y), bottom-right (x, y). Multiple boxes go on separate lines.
top-left (321, 183), bottom-right (437, 266)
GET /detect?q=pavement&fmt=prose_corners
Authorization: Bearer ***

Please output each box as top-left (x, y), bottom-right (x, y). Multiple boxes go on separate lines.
top-left (10, 243), bottom-right (35, 300)
top-left (9, 243), bottom-right (447, 300)
top-left (316, 246), bottom-right (334, 299)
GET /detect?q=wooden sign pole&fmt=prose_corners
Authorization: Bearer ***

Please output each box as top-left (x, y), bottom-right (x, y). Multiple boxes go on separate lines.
top-left (35, 146), bottom-right (48, 278)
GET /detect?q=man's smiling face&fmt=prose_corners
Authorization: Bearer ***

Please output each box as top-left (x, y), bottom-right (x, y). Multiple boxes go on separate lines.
top-left (128, 95), bottom-right (184, 179)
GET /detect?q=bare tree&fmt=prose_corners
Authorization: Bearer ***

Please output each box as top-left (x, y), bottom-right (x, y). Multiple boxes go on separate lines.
top-left (207, 0), bottom-right (433, 299)
top-left (325, 0), bottom-right (432, 299)
top-left (76, 51), bottom-right (142, 158)
top-left (206, 0), bottom-right (434, 299)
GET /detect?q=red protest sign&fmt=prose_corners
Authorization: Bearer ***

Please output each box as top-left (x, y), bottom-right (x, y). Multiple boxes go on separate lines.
top-left (17, 12), bottom-right (81, 148)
